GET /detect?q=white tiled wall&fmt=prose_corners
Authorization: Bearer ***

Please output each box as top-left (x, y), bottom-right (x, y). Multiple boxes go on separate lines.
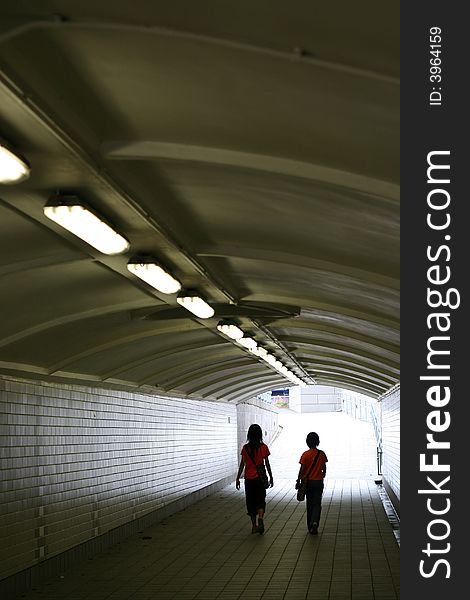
top-left (0, 376), bottom-right (237, 582)
top-left (380, 385), bottom-right (400, 509)
top-left (340, 389), bottom-right (374, 422)
top-left (288, 386), bottom-right (302, 412)
top-left (290, 385), bottom-right (342, 413)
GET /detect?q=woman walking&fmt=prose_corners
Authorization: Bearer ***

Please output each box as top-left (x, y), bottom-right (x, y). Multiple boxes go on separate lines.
top-left (297, 431), bottom-right (328, 534)
top-left (236, 423), bottom-right (273, 534)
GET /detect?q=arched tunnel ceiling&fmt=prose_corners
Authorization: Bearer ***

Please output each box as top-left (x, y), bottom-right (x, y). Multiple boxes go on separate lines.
top-left (0, 1), bottom-right (399, 402)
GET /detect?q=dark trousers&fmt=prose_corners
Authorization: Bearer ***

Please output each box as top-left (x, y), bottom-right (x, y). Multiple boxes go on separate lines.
top-left (244, 477), bottom-right (266, 517)
top-left (306, 479), bottom-right (324, 527)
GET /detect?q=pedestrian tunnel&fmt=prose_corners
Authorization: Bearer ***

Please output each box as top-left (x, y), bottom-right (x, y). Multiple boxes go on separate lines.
top-left (0, 2), bottom-right (399, 598)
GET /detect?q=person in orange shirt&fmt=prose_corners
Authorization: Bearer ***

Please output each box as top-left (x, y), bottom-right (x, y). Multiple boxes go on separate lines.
top-left (236, 423), bottom-right (274, 534)
top-left (297, 431), bottom-right (328, 534)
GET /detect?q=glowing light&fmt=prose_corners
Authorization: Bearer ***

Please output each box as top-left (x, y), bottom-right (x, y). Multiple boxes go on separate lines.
top-left (0, 144), bottom-right (30, 184)
top-left (44, 203), bottom-right (129, 255)
top-left (127, 261), bottom-right (181, 294)
top-left (217, 322), bottom-right (244, 340)
top-left (177, 293), bottom-right (215, 319)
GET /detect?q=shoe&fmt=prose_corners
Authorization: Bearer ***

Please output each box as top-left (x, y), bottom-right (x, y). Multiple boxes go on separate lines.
top-left (257, 518), bottom-right (264, 534)
top-left (251, 524), bottom-right (258, 534)
top-left (310, 522), bottom-right (318, 535)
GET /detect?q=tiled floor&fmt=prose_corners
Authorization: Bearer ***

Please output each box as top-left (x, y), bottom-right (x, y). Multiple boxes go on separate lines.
top-left (13, 412), bottom-right (400, 600)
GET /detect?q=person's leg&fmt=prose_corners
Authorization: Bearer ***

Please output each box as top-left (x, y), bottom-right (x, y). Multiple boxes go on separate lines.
top-left (250, 515), bottom-right (257, 533)
top-left (306, 480), bottom-right (314, 531)
top-left (309, 481), bottom-right (324, 533)
top-left (245, 479), bottom-right (258, 532)
top-left (255, 479), bottom-right (267, 533)
top-left (257, 510), bottom-right (264, 533)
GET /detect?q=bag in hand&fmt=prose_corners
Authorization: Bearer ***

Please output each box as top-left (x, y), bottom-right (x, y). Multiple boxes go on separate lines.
top-left (257, 464), bottom-right (269, 489)
top-left (296, 480), bottom-right (307, 501)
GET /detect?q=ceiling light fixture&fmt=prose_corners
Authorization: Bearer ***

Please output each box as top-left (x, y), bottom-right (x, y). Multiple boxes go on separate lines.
top-left (252, 346), bottom-right (268, 359)
top-left (265, 353), bottom-right (277, 366)
top-left (214, 322), bottom-right (307, 386)
top-left (217, 321), bottom-right (244, 340)
top-left (44, 199), bottom-right (130, 255)
top-left (0, 142), bottom-right (30, 184)
top-left (127, 260), bottom-right (181, 294)
top-left (177, 291), bottom-right (215, 319)
top-left (238, 336), bottom-right (257, 351)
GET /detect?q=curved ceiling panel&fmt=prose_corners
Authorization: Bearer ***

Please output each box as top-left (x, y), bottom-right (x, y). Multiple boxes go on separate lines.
top-left (0, 1), bottom-right (399, 401)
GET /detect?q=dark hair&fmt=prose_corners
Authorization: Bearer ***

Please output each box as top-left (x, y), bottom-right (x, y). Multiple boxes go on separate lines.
top-left (247, 423), bottom-right (263, 449)
top-left (306, 432), bottom-right (320, 448)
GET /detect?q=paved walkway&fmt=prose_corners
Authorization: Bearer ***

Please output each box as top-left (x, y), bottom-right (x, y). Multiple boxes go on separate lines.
top-left (12, 411), bottom-right (400, 600)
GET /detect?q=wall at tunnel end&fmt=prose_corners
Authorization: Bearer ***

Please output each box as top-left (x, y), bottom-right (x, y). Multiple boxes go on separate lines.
top-left (289, 385), bottom-right (342, 413)
top-left (0, 374), bottom-right (238, 594)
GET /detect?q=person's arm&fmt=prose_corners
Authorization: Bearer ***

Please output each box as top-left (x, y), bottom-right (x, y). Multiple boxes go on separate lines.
top-left (296, 463), bottom-right (306, 487)
top-left (265, 456), bottom-right (274, 487)
top-left (235, 456), bottom-right (245, 490)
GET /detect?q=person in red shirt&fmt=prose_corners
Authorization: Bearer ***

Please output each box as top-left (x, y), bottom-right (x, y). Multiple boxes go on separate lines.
top-left (236, 423), bottom-right (274, 534)
top-left (297, 431), bottom-right (328, 534)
